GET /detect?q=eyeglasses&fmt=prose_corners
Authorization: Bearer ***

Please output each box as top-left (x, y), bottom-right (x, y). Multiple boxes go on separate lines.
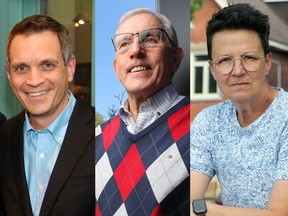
top-left (111, 28), bottom-right (173, 53)
top-left (210, 53), bottom-right (265, 75)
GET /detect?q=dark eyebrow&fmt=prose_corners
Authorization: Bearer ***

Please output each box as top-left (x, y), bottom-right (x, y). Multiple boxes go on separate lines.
top-left (40, 58), bottom-right (60, 65)
top-left (11, 62), bottom-right (29, 70)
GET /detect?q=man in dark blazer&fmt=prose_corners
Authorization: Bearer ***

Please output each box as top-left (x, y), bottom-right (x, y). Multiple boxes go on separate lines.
top-left (0, 15), bottom-right (94, 216)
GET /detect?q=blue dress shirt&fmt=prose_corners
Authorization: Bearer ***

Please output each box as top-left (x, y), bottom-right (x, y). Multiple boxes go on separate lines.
top-left (24, 92), bottom-right (76, 216)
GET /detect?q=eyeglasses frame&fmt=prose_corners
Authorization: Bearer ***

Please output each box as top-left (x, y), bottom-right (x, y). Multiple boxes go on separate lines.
top-left (209, 53), bottom-right (265, 75)
top-left (111, 27), bottom-right (174, 52)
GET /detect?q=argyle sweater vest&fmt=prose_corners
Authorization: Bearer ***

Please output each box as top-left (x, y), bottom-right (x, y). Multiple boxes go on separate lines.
top-left (96, 96), bottom-right (190, 216)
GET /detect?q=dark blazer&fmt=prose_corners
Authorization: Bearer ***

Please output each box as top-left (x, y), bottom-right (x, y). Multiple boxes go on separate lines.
top-left (0, 113), bottom-right (5, 126)
top-left (0, 101), bottom-right (95, 216)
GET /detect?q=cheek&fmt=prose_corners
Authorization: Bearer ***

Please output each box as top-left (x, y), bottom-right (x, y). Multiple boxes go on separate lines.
top-left (9, 76), bottom-right (23, 89)
top-left (114, 57), bottom-right (125, 76)
top-left (56, 69), bottom-right (70, 82)
top-left (214, 74), bottom-right (228, 85)
top-left (58, 75), bottom-right (70, 88)
top-left (162, 50), bottom-right (173, 64)
top-left (154, 52), bottom-right (171, 72)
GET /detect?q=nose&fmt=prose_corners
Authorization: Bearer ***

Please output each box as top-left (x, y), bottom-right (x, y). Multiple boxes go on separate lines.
top-left (26, 68), bottom-right (44, 86)
top-left (129, 36), bottom-right (145, 58)
top-left (231, 58), bottom-right (245, 76)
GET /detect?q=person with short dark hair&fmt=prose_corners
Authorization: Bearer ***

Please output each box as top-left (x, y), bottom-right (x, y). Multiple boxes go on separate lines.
top-left (0, 14), bottom-right (95, 215)
top-left (191, 3), bottom-right (288, 216)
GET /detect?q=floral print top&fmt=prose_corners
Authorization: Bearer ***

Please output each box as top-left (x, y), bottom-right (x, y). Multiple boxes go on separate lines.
top-left (190, 88), bottom-right (288, 208)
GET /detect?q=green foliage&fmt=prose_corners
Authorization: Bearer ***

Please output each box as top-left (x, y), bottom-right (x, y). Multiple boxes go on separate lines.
top-left (96, 91), bottom-right (126, 126)
top-left (107, 91), bottom-right (126, 119)
top-left (190, 0), bottom-right (205, 21)
top-left (95, 111), bottom-right (105, 127)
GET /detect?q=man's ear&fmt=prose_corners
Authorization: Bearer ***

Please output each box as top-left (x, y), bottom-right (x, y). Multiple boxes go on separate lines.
top-left (171, 47), bottom-right (184, 73)
top-left (67, 55), bottom-right (76, 82)
top-left (4, 64), bottom-right (11, 83)
top-left (113, 58), bottom-right (120, 81)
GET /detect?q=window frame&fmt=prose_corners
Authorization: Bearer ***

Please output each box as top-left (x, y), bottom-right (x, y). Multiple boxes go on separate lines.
top-left (190, 51), bottom-right (222, 101)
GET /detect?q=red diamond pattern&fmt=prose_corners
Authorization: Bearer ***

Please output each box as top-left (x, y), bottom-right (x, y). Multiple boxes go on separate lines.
top-left (95, 203), bottom-right (101, 216)
top-left (102, 116), bottom-right (120, 150)
top-left (168, 104), bottom-right (190, 142)
top-left (151, 204), bottom-right (163, 216)
top-left (114, 144), bottom-right (145, 201)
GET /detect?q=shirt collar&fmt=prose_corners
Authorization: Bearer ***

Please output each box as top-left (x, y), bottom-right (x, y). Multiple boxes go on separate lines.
top-left (24, 91), bottom-right (76, 145)
top-left (119, 83), bottom-right (179, 120)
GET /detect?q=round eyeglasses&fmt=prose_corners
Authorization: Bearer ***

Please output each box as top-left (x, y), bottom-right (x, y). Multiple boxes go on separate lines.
top-left (210, 53), bottom-right (265, 75)
top-left (111, 28), bottom-right (173, 53)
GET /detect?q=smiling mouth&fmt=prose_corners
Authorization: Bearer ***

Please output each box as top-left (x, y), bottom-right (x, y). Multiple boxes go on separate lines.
top-left (232, 82), bottom-right (249, 86)
top-left (130, 66), bottom-right (148, 73)
top-left (28, 91), bottom-right (48, 97)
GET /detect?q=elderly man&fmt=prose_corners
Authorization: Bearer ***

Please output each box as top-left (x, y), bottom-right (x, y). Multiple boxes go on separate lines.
top-left (96, 8), bottom-right (190, 216)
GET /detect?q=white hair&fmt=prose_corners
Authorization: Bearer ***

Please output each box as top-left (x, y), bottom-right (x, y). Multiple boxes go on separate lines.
top-left (116, 8), bottom-right (179, 47)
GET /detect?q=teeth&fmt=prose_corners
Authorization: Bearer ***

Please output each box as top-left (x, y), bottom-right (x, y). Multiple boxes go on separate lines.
top-left (131, 66), bottom-right (147, 73)
top-left (29, 91), bottom-right (47, 97)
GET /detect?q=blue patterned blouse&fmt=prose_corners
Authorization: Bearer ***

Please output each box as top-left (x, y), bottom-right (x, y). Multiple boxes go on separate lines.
top-left (190, 88), bottom-right (288, 208)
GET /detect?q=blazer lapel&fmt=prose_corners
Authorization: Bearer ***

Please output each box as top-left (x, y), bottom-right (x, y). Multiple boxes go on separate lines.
top-left (10, 113), bottom-right (33, 215)
top-left (39, 102), bottom-right (94, 215)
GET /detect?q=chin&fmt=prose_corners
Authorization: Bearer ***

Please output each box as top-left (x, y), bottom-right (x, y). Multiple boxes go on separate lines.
top-left (230, 95), bottom-right (251, 103)
top-left (26, 106), bottom-right (49, 117)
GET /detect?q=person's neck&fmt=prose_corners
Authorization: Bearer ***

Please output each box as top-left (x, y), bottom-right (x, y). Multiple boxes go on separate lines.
top-left (127, 96), bottom-right (148, 122)
top-left (28, 96), bottom-right (69, 130)
top-left (126, 84), bottom-right (170, 121)
top-left (29, 115), bottom-right (56, 130)
top-left (235, 86), bottom-right (278, 128)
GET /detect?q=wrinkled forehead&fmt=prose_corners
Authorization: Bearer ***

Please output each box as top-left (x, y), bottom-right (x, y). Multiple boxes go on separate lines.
top-left (117, 13), bottom-right (162, 35)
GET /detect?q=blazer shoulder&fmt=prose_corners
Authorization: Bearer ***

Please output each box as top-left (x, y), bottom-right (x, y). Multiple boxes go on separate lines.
top-left (69, 100), bottom-right (95, 128)
top-left (73, 101), bottom-right (94, 115)
top-left (0, 112), bottom-right (6, 125)
top-left (0, 111), bottom-right (25, 132)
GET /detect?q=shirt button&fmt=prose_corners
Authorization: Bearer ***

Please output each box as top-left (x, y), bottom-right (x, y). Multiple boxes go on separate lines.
top-left (38, 184), bottom-right (44, 191)
top-left (39, 153), bottom-right (45, 159)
